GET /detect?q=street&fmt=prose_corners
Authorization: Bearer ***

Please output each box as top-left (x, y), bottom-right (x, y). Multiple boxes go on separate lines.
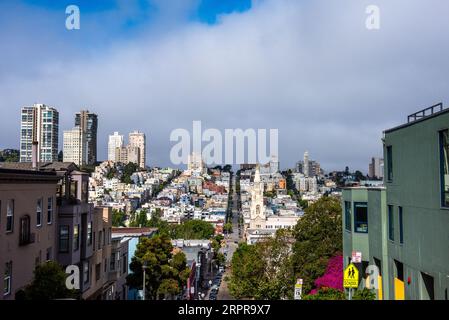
top-left (217, 173), bottom-right (242, 300)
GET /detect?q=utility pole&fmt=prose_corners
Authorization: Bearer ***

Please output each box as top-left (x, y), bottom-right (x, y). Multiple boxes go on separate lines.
top-left (142, 262), bottom-right (148, 301)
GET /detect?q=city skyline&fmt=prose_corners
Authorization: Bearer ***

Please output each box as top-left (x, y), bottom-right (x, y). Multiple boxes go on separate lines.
top-left (1, 0), bottom-right (449, 171)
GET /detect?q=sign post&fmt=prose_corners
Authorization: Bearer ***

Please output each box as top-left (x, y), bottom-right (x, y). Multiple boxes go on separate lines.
top-left (294, 278), bottom-right (303, 300)
top-left (343, 263), bottom-right (359, 300)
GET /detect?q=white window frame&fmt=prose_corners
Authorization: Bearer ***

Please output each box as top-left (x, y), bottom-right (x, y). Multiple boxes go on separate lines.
top-left (36, 198), bottom-right (43, 227)
top-left (47, 197), bottom-right (53, 225)
top-left (6, 200), bottom-right (14, 233)
top-left (3, 262), bottom-right (12, 296)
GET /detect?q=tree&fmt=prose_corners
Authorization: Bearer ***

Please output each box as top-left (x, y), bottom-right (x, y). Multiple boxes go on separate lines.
top-left (353, 288), bottom-right (376, 300)
top-left (148, 208), bottom-right (172, 236)
top-left (112, 209), bottom-right (126, 227)
top-left (223, 222), bottom-right (233, 234)
top-left (291, 196), bottom-right (342, 294)
top-left (354, 170), bottom-right (366, 181)
top-left (216, 252), bottom-right (226, 267)
top-left (24, 261), bottom-right (77, 300)
top-left (121, 162), bottom-right (139, 184)
top-left (229, 229), bottom-right (294, 300)
top-left (106, 167), bottom-right (117, 179)
top-left (126, 234), bottom-right (190, 300)
top-left (310, 255), bottom-right (343, 293)
top-left (129, 209), bottom-right (150, 228)
top-left (171, 220), bottom-right (215, 239)
top-left (298, 199), bottom-right (309, 209)
top-left (302, 287), bottom-right (346, 300)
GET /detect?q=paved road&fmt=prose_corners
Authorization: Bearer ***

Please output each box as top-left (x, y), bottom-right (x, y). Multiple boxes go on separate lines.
top-left (217, 174), bottom-right (242, 300)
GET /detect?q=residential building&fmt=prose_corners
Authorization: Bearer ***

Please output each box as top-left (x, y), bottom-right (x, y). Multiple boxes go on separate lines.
top-left (296, 151), bottom-right (321, 177)
top-left (368, 157), bottom-right (384, 180)
top-left (303, 151), bottom-right (309, 177)
top-left (63, 126), bottom-right (87, 166)
top-left (111, 227), bottom-right (158, 300)
top-left (188, 152), bottom-right (206, 175)
top-left (108, 132), bottom-right (124, 162)
top-left (75, 110), bottom-right (98, 165)
top-left (343, 103), bottom-right (449, 300)
top-left (0, 168), bottom-right (60, 300)
top-left (115, 146), bottom-right (140, 165)
top-left (128, 131), bottom-right (146, 169)
top-left (20, 104), bottom-right (59, 163)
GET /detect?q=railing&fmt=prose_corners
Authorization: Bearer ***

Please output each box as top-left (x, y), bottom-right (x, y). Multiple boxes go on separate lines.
top-left (407, 103), bottom-right (444, 123)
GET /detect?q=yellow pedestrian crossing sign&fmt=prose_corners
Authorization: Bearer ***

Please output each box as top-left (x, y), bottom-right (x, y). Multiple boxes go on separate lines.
top-left (344, 263), bottom-right (359, 288)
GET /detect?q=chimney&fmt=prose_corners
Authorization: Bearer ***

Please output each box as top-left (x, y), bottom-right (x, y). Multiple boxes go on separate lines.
top-left (32, 141), bottom-right (39, 170)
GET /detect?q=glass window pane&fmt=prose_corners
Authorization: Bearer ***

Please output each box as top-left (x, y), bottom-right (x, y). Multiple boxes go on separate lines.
top-left (354, 202), bottom-right (368, 233)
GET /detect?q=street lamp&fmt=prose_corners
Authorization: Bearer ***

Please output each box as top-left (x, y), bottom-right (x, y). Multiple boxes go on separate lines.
top-left (142, 262), bottom-right (148, 301)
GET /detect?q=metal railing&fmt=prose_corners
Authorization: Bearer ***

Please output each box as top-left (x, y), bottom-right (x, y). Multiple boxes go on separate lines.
top-left (407, 103), bottom-right (444, 123)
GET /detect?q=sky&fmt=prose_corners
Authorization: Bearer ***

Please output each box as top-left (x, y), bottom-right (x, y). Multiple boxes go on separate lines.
top-left (1, 0), bottom-right (449, 172)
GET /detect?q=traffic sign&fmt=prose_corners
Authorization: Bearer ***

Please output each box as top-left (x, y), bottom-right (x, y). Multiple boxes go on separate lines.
top-left (294, 279), bottom-right (303, 300)
top-left (343, 263), bottom-right (359, 288)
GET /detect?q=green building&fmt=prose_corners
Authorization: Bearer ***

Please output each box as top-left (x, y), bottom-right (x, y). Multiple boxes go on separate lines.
top-left (343, 103), bottom-right (449, 300)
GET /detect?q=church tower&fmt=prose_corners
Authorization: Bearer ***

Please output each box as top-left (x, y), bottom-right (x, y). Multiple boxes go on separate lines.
top-left (249, 164), bottom-right (266, 229)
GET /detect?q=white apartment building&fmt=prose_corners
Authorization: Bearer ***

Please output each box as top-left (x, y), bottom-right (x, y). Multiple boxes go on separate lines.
top-left (20, 104), bottom-right (59, 163)
top-left (63, 126), bottom-right (87, 166)
top-left (108, 132), bottom-right (124, 162)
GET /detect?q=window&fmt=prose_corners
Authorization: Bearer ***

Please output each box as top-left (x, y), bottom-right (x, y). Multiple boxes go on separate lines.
top-left (96, 263), bottom-right (101, 281)
top-left (399, 206), bottom-right (404, 244)
top-left (83, 261), bottom-right (90, 284)
top-left (47, 197), bottom-right (53, 224)
top-left (73, 225), bottom-right (80, 251)
top-left (122, 254), bottom-right (127, 275)
top-left (104, 259), bottom-right (107, 273)
top-left (46, 247), bottom-right (52, 261)
top-left (110, 253), bottom-right (116, 271)
top-left (4, 261), bottom-right (12, 296)
top-left (87, 222), bottom-right (92, 246)
top-left (59, 226), bottom-right (69, 253)
top-left (98, 231), bottom-right (102, 250)
top-left (388, 205), bottom-right (394, 241)
top-left (344, 201), bottom-right (351, 231)
top-left (353, 202), bottom-right (368, 233)
top-left (439, 130), bottom-right (449, 207)
top-left (19, 215), bottom-right (31, 245)
top-left (70, 180), bottom-right (78, 199)
top-left (82, 181), bottom-right (88, 203)
top-left (387, 146), bottom-right (393, 181)
top-left (36, 198), bottom-right (42, 227)
top-left (6, 200), bottom-right (14, 232)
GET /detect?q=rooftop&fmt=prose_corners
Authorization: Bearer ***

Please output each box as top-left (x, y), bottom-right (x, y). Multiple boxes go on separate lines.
top-left (0, 168), bottom-right (59, 183)
top-left (385, 102), bottom-right (448, 134)
top-left (0, 162), bottom-right (78, 172)
top-left (111, 227), bottom-right (158, 237)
